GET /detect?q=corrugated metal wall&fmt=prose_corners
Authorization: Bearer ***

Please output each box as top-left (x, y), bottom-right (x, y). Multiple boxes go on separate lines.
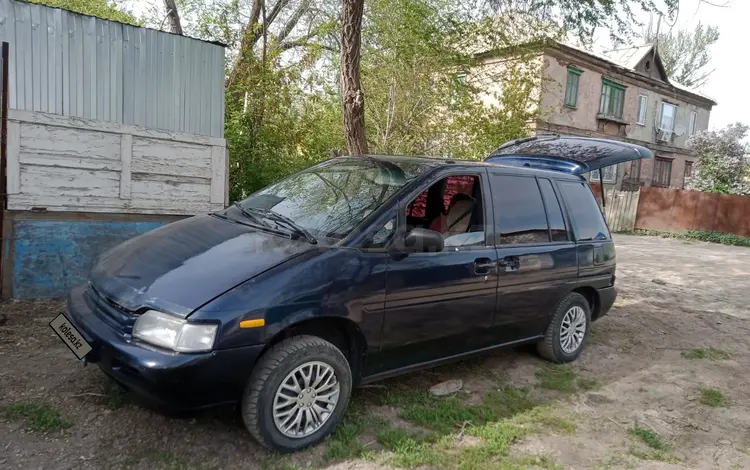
top-left (0, 0), bottom-right (225, 138)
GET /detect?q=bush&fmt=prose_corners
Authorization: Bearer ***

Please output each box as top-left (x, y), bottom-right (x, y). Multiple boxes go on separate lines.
top-left (625, 229), bottom-right (750, 247)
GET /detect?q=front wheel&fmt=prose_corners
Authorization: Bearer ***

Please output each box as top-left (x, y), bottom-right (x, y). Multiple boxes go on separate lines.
top-left (241, 335), bottom-right (352, 453)
top-left (537, 292), bottom-right (592, 363)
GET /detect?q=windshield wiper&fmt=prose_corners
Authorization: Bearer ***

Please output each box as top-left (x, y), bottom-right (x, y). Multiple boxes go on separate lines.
top-left (232, 202), bottom-right (269, 227)
top-left (249, 208), bottom-right (318, 245)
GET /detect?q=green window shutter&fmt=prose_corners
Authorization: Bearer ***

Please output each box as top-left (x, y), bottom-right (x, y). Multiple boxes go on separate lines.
top-left (564, 69), bottom-right (580, 107)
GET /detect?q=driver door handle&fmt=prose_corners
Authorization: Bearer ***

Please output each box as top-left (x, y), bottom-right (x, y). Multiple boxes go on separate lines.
top-left (473, 257), bottom-right (496, 275)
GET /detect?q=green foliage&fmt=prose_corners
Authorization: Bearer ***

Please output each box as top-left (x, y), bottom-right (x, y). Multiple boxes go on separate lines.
top-left (627, 229), bottom-right (750, 247)
top-left (681, 347), bottom-right (731, 360)
top-left (2, 402), bottom-right (72, 432)
top-left (30, 0), bottom-right (140, 25)
top-left (699, 387), bottom-right (728, 408)
top-left (535, 365), bottom-right (577, 393)
top-left (630, 426), bottom-right (668, 450)
top-left (644, 21), bottom-right (720, 88)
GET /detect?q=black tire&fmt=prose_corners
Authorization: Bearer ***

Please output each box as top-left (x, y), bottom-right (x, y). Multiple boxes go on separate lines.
top-left (241, 335), bottom-right (352, 453)
top-left (537, 292), bottom-right (592, 363)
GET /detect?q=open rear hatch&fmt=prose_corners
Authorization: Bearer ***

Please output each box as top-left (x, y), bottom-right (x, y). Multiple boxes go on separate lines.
top-left (484, 135), bottom-right (654, 174)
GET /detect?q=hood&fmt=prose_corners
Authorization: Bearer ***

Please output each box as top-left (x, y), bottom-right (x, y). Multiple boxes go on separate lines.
top-left (485, 135), bottom-right (654, 173)
top-left (90, 215), bottom-right (316, 317)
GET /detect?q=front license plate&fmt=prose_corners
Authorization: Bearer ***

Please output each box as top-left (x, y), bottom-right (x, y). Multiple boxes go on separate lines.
top-left (50, 313), bottom-right (92, 360)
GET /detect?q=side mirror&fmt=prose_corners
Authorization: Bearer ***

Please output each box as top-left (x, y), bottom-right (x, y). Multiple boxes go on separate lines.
top-left (403, 228), bottom-right (444, 253)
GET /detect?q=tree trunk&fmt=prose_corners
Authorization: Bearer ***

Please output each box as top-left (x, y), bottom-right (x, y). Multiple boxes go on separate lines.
top-left (340, 0), bottom-right (368, 155)
top-left (163, 0), bottom-right (184, 35)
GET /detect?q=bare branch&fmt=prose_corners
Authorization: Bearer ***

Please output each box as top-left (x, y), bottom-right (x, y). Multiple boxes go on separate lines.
top-left (278, 0), bottom-right (311, 44)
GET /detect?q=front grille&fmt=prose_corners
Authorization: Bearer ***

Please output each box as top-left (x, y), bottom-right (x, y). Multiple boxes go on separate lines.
top-left (85, 284), bottom-right (137, 335)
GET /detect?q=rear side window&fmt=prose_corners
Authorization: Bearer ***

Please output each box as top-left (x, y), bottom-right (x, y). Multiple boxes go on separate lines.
top-left (558, 181), bottom-right (610, 241)
top-left (538, 178), bottom-right (569, 242)
top-left (490, 174), bottom-right (549, 245)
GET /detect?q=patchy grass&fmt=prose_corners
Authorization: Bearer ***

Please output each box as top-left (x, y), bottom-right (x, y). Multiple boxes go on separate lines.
top-left (578, 378), bottom-right (600, 391)
top-left (630, 426), bottom-right (668, 450)
top-left (2, 402), bottom-right (72, 432)
top-left (699, 387), bottom-right (728, 407)
top-left (324, 398), bottom-right (389, 461)
top-left (535, 365), bottom-right (577, 393)
top-left (137, 449), bottom-right (200, 470)
top-left (622, 229), bottom-right (750, 247)
top-left (376, 385), bottom-right (536, 435)
top-left (102, 382), bottom-right (130, 410)
top-left (681, 347), bottom-right (732, 361)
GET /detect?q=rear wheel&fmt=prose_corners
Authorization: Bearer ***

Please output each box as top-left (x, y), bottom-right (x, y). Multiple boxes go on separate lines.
top-left (537, 292), bottom-right (591, 363)
top-left (241, 335), bottom-right (352, 452)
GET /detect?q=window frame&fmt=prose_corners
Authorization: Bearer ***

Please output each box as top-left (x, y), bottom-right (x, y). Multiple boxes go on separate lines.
top-left (589, 165), bottom-right (618, 184)
top-left (557, 180), bottom-right (612, 242)
top-left (653, 157), bottom-right (673, 187)
top-left (659, 102), bottom-right (677, 131)
top-left (683, 161), bottom-right (694, 186)
top-left (488, 172), bottom-right (568, 248)
top-left (537, 177), bottom-right (571, 243)
top-left (599, 79), bottom-right (626, 119)
top-left (636, 94), bottom-right (648, 125)
top-left (628, 159), bottom-right (641, 181)
top-left (564, 66), bottom-right (582, 108)
top-left (689, 111), bottom-right (698, 136)
top-left (397, 169), bottom-right (492, 252)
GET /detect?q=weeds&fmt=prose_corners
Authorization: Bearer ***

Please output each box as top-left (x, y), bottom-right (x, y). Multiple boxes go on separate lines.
top-left (699, 387), bottom-right (728, 407)
top-left (623, 229), bottom-right (750, 247)
top-left (630, 426), bottom-right (668, 450)
top-left (681, 348), bottom-right (731, 360)
top-left (2, 402), bottom-right (71, 432)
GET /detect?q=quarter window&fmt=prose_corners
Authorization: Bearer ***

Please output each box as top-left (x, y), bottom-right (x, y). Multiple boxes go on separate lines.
top-left (489, 174), bottom-right (550, 245)
top-left (564, 66), bottom-right (582, 108)
top-left (599, 79), bottom-right (626, 119)
top-left (538, 179), bottom-right (569, 242)
top-left (558, 182), bottom-right (610, 242)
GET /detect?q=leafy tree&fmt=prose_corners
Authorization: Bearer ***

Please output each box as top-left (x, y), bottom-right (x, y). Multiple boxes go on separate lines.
top-left (29, 0), bottom-right (140, 25)
top-left (686, 123), bottom-right (750, 196)
top-left (644, 21), bottom-right (720, 88)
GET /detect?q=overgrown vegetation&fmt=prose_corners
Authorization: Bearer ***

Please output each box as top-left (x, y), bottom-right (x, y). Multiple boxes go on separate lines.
top-left (682, 347), bottom-right (732, 361)
top-left (2, 402), bottom-right (72, 432)
top-left (625, 229), bottom-right (750, 248)
top-left (699, 387), bottom-right (728, 408)
top-left (686, 123), bottom-right (750, 196)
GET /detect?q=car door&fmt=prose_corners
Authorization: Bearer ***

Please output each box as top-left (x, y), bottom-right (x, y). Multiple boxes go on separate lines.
top-left (372, 169), bottom-right (498, 374)
top-left (487, 171), bottom-right (579, 341)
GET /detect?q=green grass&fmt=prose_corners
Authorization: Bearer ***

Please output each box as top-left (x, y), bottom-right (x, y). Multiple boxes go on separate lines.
top-left (535, 365), bottom-right (578, 393)
top-left (629, 426), bottom-right (668, 451)
top-left (577, 378), bottom-right (600, 391)
top-left (623, 229), bottom-right (750, 247)
top-left (2, 402), bottom-right (72, 432)
top-left (699, 387), bottom-right (728, 407)
top-left (102, 382), bottom-right (130, 409)
top-left (681, 347), bottom-right (731, 361)
top-left (324, 398), bottom-right (389, 461)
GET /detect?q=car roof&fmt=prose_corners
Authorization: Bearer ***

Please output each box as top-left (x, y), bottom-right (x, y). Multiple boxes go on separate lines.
top-left (343, 154), bottom-right (582, 180)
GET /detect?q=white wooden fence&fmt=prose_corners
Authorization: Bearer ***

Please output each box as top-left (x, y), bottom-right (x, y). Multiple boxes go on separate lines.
top-left (602, 188), bottom-right (640, 232)
top-left (6, 109), bottom-right (228, 215)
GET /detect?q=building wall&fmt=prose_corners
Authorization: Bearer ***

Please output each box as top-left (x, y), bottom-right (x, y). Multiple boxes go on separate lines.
top-left (538, 49), bottom-right (714, 189)
top-left (0, 0), bottom-right (225, 137)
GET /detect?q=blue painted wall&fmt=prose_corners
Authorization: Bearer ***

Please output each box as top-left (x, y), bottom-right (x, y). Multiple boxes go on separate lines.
top-left (13, 220), bottom-right (167, 298)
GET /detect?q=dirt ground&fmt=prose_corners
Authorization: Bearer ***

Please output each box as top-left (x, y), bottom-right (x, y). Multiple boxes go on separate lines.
top-left (1, 234), bottom-right (750, 470)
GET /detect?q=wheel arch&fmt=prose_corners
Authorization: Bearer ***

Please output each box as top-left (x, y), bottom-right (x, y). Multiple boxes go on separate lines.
top-left (262, 315), bottom-right (368, 383)
top-left (572, 286), bottom-right (601, 320)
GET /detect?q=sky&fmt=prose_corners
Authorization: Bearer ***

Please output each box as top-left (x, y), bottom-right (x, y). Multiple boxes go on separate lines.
top-left (631, 0), bottom-right (748, 130)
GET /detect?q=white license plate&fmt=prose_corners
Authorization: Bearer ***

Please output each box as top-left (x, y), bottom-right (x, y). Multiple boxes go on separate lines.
top-left (50, 313), bottom-right (92, 360)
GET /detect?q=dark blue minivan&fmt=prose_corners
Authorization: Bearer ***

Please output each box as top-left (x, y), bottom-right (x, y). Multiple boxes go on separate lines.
top-left (61, 136), bottom-right (651, 452)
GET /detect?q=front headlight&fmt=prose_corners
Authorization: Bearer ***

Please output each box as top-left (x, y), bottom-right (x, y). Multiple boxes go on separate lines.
top-left (132, 310), bottom-right (218, 352)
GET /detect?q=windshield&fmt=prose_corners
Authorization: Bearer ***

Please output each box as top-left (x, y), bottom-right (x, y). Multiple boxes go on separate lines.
top-left (235, 158), bottom-right (431, 242)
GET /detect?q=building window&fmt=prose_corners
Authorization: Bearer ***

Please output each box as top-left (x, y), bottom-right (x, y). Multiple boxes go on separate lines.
top-left (565, 66), bottom-right (582, 108)
top-left (659, 102), bottom-right (677, 131)
top-left (653, 157), bottom-right (673, 187)
top-left (636, 95), bottom-right (648, 125)
top-left (683, 161), bottom-right (694, 186)
top-left (689, 111), bottom-right (698, 136)
top-left (628, 159), bottom-right (641, 181)
top-left (599, 79), bottom-right (626, 119)
top-left (590, 165), bottom-right (617, 183)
